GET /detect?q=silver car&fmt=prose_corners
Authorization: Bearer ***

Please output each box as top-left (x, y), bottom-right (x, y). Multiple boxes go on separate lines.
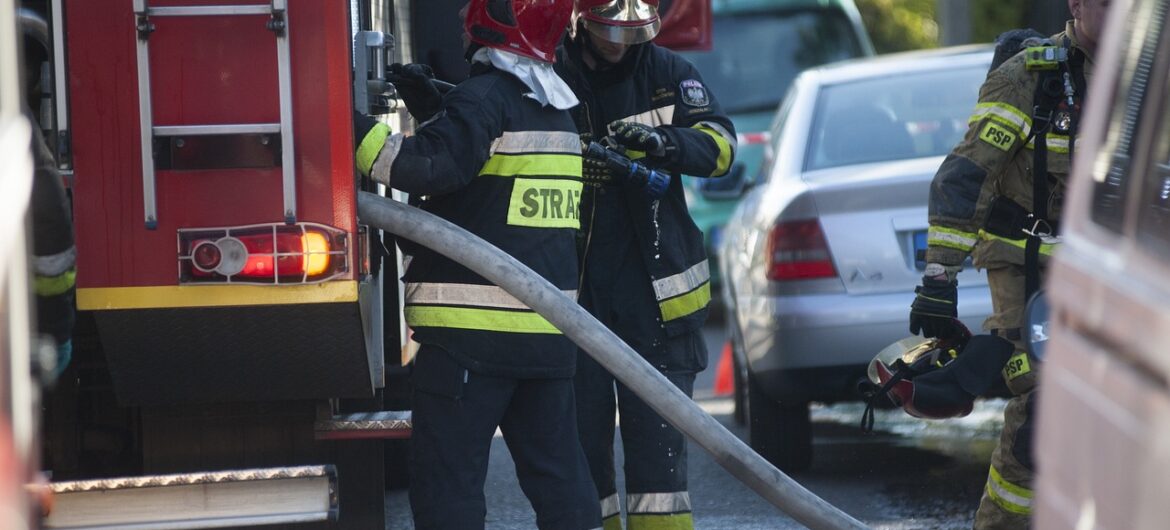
top-left (718, 46), bottom-right (996, 471)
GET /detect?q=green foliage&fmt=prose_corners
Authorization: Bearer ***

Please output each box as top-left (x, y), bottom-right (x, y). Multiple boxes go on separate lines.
top-left (853, 0), bottom-right (939, 53)
top-left (971, 0), bottom-right (1029, 42)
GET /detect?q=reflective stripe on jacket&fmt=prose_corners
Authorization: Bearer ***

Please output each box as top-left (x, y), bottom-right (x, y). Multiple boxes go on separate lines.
top-left (556, 37), bottom-right (736, 337)
top-left (356, 65), bottom-right (583, 378)
top-left (926, 24), bottom-right (1091, 269)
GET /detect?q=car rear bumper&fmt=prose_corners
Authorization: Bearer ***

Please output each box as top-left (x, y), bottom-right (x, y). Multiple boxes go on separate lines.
top-left (737, 284), bottom-right (992, 401)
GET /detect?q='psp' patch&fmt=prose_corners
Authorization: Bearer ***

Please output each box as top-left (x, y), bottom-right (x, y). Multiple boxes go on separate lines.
top-left (680, 79), bottom-right (710, 107)
top-left (979, 121), bottom-right (1016, 151)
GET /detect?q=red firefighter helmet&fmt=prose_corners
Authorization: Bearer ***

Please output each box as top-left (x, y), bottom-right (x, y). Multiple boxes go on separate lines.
top-left (575, 0), bottom-right (662, 44)
top-left (465, 0), bottom-right (574, 63)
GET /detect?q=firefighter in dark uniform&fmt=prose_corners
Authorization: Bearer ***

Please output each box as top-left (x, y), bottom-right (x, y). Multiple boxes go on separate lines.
top-left (555, 1), bottom-right (736, 528)
top-left (23, 17), bottom-right (75, 381)
top-left (352, 1), bottom-right (600, 528)
top-left (909, 1), bottom-right (1109, 527)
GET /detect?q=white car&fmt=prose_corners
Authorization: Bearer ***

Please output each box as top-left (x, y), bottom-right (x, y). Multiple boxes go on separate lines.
top-left (719, 46), bottom-right (996, 471)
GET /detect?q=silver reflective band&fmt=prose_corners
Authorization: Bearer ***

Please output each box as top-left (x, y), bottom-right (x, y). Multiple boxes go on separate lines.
top-left (34, 246), bottom-right (76, 277)
top-left (971, 103), bottom-right (1031, 136)
top-left (406, 282), bottom-right (577, 309)
top-left (626, 491), bottom-right (692, 514)
top-left (489, 130), bottom-right (581, 156)
top-left (613, 104), bottom-right (675, 130)
top-left (696, 120), bottom-right (737, 155)
top-left (600, 493), bottom-right (620, 518)
top-left (928, 229), bottom-right (978, 250)
top-left (652, 260), bottom-right (709, 301)
top-left (370, 132), bottom-right (406, 187)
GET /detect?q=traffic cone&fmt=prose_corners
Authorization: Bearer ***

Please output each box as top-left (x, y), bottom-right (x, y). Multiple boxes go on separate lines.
top-left (713, 341), bottom-right (734, 396)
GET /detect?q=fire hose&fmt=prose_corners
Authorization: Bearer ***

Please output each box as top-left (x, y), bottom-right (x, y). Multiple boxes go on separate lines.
top-left (357, 192), bottom-right (869, 530)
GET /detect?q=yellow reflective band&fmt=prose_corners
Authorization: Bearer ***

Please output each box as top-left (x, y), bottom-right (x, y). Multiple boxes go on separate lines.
top-left (627, 513), bottom-right (695, 530)
top-left (979, 121), bottom-right (1017, 152)
top-left (35, 269), bottom-right (76, 297)
top-left (1025, 134), bottom-right (1070, 153)
top-left (356, 122), bottom-right (391, 177)
top-left (928, 225), bottom-right (979, 252)
top-left (986, 465), bottom-right (1033, 515)
top-left (978, 230), bottom-right (1058, 255)
top-left (405, 305), bottom-right (561, 334)
top-left (970, 102), bottom-right (1031, 136)
top-left (478, 153), bottom-right (582, 178)
top-left (659, 282), bottom-right (710, 322)
top-left (1003, 353), bottom-right (1032, 381)
top-left (507, 178), bottom-right (583, 228)
top-left (77, 281), bottom-right (359, 310)
top-left (694, 124), bottom-right (732, 176)
top-left (602, 516), bottom-right (623, 530)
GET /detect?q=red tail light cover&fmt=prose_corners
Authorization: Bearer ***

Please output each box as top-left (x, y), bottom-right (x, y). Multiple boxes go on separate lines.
top-left (765, 219), bottom-right (836, 281)
top-left (178, 223), bottom-right (349, 285)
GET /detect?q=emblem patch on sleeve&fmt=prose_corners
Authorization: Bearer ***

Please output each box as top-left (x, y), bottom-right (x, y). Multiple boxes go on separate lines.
top-left (680, 79), bottom-right (710, 107)
top-left (979, 121), bottom-right (1016, 152)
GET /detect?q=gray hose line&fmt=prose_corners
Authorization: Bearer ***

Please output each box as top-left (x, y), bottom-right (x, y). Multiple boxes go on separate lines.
top-left (358, 192), bottom-right (869, 530)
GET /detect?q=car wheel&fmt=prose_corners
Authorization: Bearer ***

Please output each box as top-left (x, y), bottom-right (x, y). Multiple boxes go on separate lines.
top-left (747, 372), bottom-right (812, 472)
top-left (732, 350), bottom-right (747, 426)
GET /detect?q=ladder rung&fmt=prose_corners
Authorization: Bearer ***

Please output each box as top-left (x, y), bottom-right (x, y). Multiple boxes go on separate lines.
top-left (154, 123), bottom-right (281, 136)
top-left (145, 5), bottom-right (274, 17)
top-left (315, 410), bottom-right (412, 440)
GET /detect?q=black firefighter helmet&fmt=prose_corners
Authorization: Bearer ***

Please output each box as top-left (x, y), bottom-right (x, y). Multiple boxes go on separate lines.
top-left (861, 320), bottom-right (1016, 432)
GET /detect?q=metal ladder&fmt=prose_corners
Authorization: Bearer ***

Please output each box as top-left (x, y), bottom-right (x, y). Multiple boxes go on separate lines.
top-left (133, 0), bottom-right (297, 229)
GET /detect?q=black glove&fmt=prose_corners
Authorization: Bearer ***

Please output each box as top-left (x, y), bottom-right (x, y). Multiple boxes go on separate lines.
top-left (610, 121), bottom-right (668, 156)
top-left (583, 142), bottom-right (671, 199)
top-left (582, 153), bottom-right (617, 186)
top-left (387, 63), bottom-right (443, 123)
top-left (909, 276), bottom-right (962, 339)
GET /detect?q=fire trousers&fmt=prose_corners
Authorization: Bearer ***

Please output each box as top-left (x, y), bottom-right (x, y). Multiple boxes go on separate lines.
top-left (975, 265), bottom-right (1039, 529)
top-left (409, 344), bottom-right (601, 530)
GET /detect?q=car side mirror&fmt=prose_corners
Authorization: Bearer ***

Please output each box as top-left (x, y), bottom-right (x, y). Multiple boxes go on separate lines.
top-left (698, 162), bottom-right (750, 200)
top-left (1024, 289), bottom-right (1049, 362)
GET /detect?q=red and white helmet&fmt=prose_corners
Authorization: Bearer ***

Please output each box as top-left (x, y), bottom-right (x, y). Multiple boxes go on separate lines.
top-left (575, 0), bottom-right (661, 44)
top-left (465, 0), bottom-right (575, 63)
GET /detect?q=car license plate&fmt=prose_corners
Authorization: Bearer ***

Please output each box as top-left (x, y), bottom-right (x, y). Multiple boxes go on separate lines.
top-left (913, 230), bottom-right (928, 270)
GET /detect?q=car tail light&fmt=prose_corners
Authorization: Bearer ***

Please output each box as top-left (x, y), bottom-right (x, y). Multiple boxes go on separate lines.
top-left (765, 219), bottom-right (836, 281)
top-left (736, 131), bottom-right (771, 146)
top-left (178, 223), bottom-right (349, 284)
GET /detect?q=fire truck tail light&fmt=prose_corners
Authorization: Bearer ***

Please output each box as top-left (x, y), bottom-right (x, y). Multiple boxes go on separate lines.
top-left (178, 223), bottom-right (349, 285)
top-left (191, 241), bottom-right (222, 272)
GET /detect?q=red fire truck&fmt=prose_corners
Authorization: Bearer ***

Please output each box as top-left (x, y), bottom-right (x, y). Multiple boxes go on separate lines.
top-left (18, 1), bottom-right (712, 528)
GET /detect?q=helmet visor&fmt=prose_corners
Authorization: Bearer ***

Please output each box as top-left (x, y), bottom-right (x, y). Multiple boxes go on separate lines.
top-left (581, 0), bottom-right (661, 44)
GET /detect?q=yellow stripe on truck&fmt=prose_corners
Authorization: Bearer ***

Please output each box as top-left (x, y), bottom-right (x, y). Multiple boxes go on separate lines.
top-left (77, 281), bottom-right (359, 310)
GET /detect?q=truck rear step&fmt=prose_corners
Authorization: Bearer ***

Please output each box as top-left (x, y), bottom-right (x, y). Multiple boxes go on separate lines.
top-left (44, 465), bottom-right (336, 530)
top-left (315, 410), bottom-right (412, 440)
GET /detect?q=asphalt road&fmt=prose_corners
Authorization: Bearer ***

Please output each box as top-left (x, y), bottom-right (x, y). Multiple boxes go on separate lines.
top-left (386, 323), bottom-right (1004, 529)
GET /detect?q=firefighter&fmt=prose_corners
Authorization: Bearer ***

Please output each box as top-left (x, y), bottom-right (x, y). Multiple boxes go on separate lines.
top-left (554, 2), bottom-right (736, 528)
top-left (22, 18), bottom-right (75, 382)
top-left (352, 1), bottom-right (600, 528)
top-left (908, 1), bottom-right (1109, 527)
top-left (29, 117), bottom-right (75, 382)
